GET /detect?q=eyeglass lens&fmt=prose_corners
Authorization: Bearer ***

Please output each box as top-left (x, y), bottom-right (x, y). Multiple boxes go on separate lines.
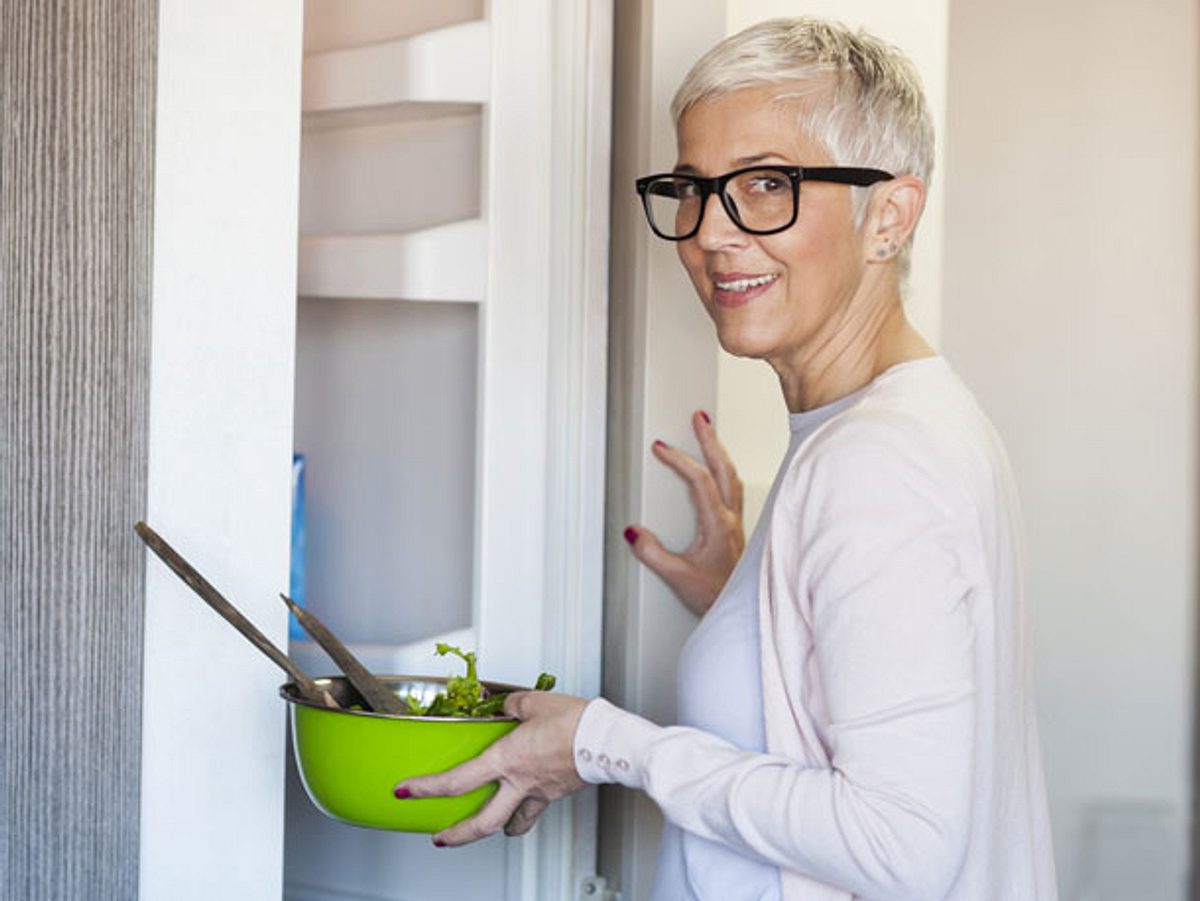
top-left (644, 168), bottom-right (795, 238)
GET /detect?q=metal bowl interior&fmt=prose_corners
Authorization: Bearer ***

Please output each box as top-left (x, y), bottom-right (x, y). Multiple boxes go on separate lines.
top-left (281, 675), bottom-right (524, 832)
top-left (279, 675), bottom-right (523, 720)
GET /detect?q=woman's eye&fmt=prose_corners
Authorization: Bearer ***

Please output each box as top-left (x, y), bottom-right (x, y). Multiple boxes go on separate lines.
top-left (748, 176), bottom-right (787, 194)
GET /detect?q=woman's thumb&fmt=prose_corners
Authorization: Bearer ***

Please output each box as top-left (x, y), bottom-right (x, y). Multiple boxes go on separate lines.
top-left (622, 525), bottom-right (682, 582)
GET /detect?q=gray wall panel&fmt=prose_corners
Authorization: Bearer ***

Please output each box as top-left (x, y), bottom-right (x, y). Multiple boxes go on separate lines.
top-left (1, 1), bottom-right (156, 898)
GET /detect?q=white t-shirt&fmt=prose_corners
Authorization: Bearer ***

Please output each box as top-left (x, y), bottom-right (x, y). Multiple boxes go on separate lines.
top-left (653, 391), bottom-right (866, 901)
top-left (575, 358), bottom-right (1057, 900)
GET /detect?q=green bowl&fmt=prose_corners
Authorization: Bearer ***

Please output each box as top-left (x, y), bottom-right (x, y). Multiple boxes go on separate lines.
top-left (281, 675), bottom-right (521, 832)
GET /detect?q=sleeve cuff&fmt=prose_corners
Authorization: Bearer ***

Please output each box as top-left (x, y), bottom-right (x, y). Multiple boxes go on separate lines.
top-left (572, 697), bottom-right (662, 789)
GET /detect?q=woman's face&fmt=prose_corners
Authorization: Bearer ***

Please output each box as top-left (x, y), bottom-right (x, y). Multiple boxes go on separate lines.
top-left (674, 86), bottom-right (870, 369)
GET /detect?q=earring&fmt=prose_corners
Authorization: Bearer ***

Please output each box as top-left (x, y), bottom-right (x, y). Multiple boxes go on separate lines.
top-left (875, 247), bottom-right (888, 259)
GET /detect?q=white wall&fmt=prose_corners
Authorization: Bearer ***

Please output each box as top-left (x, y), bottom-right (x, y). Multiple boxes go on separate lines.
top-left (141, 3), bottom-right (302, 898)
top-left (718, 0), bottom-right (950, 530)
top-left (942, 0), bottom-right (1198, 897)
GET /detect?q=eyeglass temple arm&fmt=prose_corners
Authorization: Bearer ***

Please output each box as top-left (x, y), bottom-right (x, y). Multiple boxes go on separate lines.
top-left (800, 166), bottom-right (894, 185)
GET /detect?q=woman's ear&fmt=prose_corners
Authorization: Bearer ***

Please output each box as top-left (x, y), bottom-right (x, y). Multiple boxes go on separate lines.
top-left (863, 175), bottom-right (926, 262)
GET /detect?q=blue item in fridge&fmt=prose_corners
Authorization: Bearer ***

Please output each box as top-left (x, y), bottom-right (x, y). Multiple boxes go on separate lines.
top-left (289, 453), bottom-right (307, 640)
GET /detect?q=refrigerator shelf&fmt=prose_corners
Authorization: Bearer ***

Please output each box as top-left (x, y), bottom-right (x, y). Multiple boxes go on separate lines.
top-left (297, 219), bottom-right (486, 302)
top-left (301, 20), bottom-right (489, 119)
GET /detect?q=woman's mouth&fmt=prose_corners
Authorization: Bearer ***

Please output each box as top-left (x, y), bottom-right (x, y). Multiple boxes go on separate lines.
top-left (712, 272), bottom-right (779, 307)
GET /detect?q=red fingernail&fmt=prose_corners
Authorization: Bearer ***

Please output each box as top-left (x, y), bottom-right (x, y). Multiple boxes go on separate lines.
top-left (700, 411), bottom-right (711, 424)
top-left (393, 787), bottom-right (412, 799)
top-left (623, 527), bottom-right (638, 545)
top-left (433, 839), bottom-right (446, 848)
top-left (653, 439), bottom-right (667, 450)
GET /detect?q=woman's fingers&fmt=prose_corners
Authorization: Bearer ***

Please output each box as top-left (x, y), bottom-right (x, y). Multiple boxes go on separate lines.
top-left (693, 411), bottom-right (744, 516)
top-left (504, 796), bottom-right (550, 836)
top-left (651, 439), bottom-right (726, 533)
top-left (625, 525), bottom-right (688, 581)
top-left (433, 778), bottom-right (550, 845)
top-left (625, 524), bottom-right (725, 617)
top-left (396, 692), bottom-right (589, 848)
top-left (434, 780), bottom-right (526, 847)
top-left (395, 748), bottom-right (500, 801)
top-left (625, 415), bottom-right (747, 616)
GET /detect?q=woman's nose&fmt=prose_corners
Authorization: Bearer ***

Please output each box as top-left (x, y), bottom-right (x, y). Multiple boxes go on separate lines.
top-left (693, 193), bottom-right (746, 250)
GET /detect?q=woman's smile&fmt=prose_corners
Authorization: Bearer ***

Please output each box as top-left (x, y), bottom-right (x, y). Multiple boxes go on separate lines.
top-left (711, 271), bottom-right (780, 307)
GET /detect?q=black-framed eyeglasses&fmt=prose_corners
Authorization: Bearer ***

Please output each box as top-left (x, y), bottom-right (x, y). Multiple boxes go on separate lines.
top-left (634, 165), bottom-right (894, 241)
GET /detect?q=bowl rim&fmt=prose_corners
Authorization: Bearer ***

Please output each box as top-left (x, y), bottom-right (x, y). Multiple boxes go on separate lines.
top-left (279, 674), bottom-right (526, 722)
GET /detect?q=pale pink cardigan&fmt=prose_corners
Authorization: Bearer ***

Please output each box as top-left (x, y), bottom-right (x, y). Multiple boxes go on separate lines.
top-left (575, 359), bottom-right (1057, 900)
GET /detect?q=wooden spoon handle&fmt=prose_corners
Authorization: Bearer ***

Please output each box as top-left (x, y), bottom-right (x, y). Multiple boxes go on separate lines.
top-left (134, 521), bottom-right (335, 708)
top-left (280, 594), bottom-right (407, 715)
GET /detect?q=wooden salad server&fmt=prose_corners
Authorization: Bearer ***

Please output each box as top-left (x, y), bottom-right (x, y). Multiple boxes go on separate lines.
top-left (279, 593), bottom-right (408, 715)
top-left (134, 521), bottom-right (338, 709)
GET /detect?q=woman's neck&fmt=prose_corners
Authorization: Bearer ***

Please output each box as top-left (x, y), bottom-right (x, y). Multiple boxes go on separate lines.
top-left (772, 300), bottom-right (934, 413)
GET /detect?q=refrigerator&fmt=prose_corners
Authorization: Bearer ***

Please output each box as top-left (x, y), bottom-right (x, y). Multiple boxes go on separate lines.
top-left (283, 2), bottom-right (612, 898)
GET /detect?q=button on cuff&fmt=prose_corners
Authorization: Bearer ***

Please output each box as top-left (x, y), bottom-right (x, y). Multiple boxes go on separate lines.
top-left (573, 697), bottom-right (657, 788)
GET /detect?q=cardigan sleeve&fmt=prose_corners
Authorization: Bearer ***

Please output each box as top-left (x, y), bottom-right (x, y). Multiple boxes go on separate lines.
top-left (574, 413), bottom-right (981, 901)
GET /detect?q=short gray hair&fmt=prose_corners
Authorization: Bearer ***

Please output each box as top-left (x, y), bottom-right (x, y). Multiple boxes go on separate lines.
top-left (672, 17), bottom-right (934, 230)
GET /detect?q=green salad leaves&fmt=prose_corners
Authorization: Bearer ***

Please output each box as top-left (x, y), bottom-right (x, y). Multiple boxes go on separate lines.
top-left (403, 643), bottom-right (556, 718)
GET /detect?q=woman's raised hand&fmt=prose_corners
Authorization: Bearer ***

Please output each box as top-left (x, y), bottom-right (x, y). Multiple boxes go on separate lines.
top-left (393, 691), bottom-right (589, 846)
top-left (624, 411), bottom-right (745, 617)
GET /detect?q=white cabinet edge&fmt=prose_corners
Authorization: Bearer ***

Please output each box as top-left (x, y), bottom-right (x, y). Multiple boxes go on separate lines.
top-left (302, 20), bottom-right (490, 113)
top-left (297, 219), bottom-right (486, 302)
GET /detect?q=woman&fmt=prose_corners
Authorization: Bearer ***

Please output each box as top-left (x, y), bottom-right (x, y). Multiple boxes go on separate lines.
top-left (395, 17), bottom-right (1057, 900)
